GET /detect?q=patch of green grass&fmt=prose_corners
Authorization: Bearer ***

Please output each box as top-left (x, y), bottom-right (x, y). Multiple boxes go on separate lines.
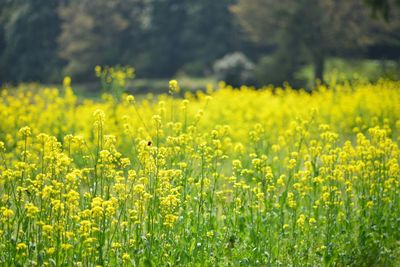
top-left (297, 57), bottom-right (400, 87)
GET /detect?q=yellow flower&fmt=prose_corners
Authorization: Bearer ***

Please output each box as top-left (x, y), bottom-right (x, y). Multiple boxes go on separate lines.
top-left (42, 224), bottom-right (53, 234)
top-left (169, 80), bottom-right (180, 94)
top-left (207, 231), bottom-right (214, 238)
top-left (2, 208), bottom-right (14, 218)
top-left (297, 214), bottom-right (306, 227)
top-left (47, 247), bottom-right (56, 255)
top-left (95, 65), bottom-right (102, 77)
top-left (277, 175), bottom-right (285, 186)
top-left (126, 95), bottom-right (135, 103)
top-left (17, 243), bottom-right (27, 251)
top-left (288, 158), bottom-right (297, 169)
top-left (366, 201), bottom-right (374, 208)
top-left (93, 109), bottom-right (105, 127)
top-left (287, 192), bottom-right (297, 209)
top-left (122, 253), bottom-right (131, 261)
top-left (111, 242), bottom-right (122, 250)
top-left (61, 243), bottom-right (73, 251)
top-left (25, 203), bottom-right (40, 218)
top-left (63, 76), bottom-right (72, 87)
top-left (18, 126), bottom-right (32, 138)
top-left (163, 214), bottom-right (178, 227)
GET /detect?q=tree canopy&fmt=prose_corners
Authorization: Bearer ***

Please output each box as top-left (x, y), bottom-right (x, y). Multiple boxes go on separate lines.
top-left (232, 0), bottom-right (400, 84)
top-left (0, 0), bottom-right (399, 85)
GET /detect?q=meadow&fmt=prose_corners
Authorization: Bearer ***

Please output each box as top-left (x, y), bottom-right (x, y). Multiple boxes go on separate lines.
top-left (0, 75), bottom-right (400, 266)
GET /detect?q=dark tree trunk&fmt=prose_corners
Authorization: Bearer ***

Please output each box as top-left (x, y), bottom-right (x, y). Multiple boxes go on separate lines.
top-left (314, 55), bottom-right (325, 84)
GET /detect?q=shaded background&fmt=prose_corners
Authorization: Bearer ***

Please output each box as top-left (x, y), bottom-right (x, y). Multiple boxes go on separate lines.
top-left (0, 0), bottom-right (399, 90)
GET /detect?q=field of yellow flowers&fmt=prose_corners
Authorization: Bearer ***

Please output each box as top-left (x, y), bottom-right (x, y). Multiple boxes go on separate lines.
top-left (0, 76), bottom-right (400, 266)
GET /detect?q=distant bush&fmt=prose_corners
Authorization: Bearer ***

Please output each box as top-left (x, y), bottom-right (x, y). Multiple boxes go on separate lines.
top-left (255, 56), bottom-right (282, 86)
top-left (213, 52), bottom-right (255, 87)
top-left (255, 55), bottom-right (306, 88)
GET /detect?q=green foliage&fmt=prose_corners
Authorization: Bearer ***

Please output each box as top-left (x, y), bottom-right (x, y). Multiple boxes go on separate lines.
top-left (57, 0), bottom-right (236, 80)
top-left (0, 0), bottom-right (399, 85)
top-left (0, 0), bottom-right (62, 83)
top-left (255, 21), bottom-right (307, 87)
top-left (364, 0), bottom-right (400, 20)
top-left (58, 0), bottom-right (148, 81)
top-left (255, 55), bottom-right (306, 87)
top-left (141, 0), bottom-right (236, 77)
top-left (180, 0), bottom-right (237, 74)
top-left (298, 57), bottom-right (400, 86)
top-left (232, 0), bottom-right (400, 85)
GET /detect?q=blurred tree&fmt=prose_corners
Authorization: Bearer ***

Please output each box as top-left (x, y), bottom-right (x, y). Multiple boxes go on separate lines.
top-left (364, 0), bottom-right (400, 20)
top-left (1, 0), bottom-right (238, 82)
top-left (232, 0), bottom-right (376, 84)
top-left (58, 0), bottom-right (149, 80)
top-left (180, 0), bottom-right (237, 76)
top-left (59, 0), bottom-right (236, 79)
top-left (0, 2), bottom-right (8, 82)
top-left (145, 0), bottom-right (237, 77)
top-left (0, 0), bottom-right (62, 83)
top-left (143, 0), bottom-right (186, 77)
top-left (2, 0), bottom-right (398, 84)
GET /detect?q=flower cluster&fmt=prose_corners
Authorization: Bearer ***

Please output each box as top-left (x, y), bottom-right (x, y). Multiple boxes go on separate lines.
top-left (0, 79), bottom-right (399, 265)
